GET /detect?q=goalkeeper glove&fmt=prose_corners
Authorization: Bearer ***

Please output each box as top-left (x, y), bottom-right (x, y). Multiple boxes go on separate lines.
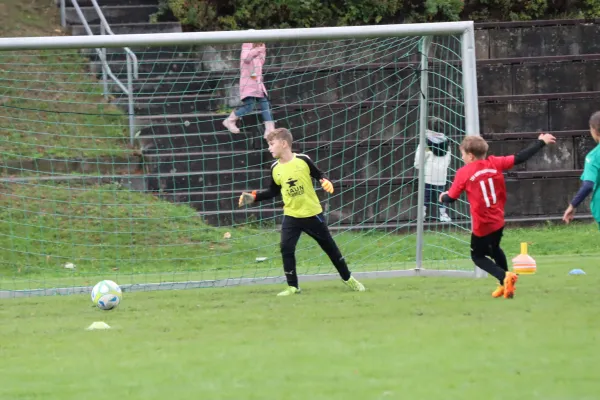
top-left (238, 191), bottom-right (256, 207)
top-left (320, 178), bottom-right (334, 194)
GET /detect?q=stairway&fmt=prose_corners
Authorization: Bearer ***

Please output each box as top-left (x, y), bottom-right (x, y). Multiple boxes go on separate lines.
top-left (140, 20), bottom-right (600, 228)
top-left (58, 5), bottom-right (600, 227)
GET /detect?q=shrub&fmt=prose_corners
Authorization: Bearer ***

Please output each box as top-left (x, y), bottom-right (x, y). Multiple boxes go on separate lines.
top-left (153, 0), bottom-right (600, 31)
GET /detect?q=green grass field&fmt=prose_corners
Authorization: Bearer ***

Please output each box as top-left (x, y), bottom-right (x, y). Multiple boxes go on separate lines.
top-left (1, 183), bottom-right (600, 398)
top-left (2, 3), bottom-right (599, 397)
top-left (1, 258), bottom-right (599, 400)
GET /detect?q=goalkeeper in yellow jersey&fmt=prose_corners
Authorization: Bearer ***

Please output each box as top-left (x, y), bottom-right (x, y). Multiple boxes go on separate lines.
top-left (239, 128), bottom-right (365, 296)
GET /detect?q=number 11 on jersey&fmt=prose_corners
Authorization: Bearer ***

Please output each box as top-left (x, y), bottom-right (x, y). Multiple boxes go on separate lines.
top-left (480, 178), bottom-right (497, 207)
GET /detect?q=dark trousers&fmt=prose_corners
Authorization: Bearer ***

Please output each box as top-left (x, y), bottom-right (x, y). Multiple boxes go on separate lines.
top-left (280, 213), bottom-right (351, 288)
top-left (470, 227), bottom-right (509, 285)
top-left (424, 183), bottom-right (449, 219)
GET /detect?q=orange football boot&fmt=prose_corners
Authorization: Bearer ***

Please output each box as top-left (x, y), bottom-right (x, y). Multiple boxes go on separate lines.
top-left (491, 285), bottom-right (504, 298)
top-left (503, 272), bottom-right (519, 299)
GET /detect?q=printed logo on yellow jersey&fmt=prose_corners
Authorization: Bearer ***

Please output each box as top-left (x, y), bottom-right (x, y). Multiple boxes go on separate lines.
top-left (285, 177), bottom-right (304, 197)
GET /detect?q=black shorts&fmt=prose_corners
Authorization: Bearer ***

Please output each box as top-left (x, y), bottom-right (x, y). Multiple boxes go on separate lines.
top-left (470, 227), bottom-right (504, 258)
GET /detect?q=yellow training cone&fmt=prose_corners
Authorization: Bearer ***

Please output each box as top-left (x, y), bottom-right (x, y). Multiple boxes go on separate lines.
top-left (512, 242), bottom-right (536, 275)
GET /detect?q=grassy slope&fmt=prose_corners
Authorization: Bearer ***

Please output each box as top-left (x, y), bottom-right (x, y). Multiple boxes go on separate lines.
top-left (0, 0), bottom-right (127, 160)
top-left (1, 181), bottom-right (599, 291)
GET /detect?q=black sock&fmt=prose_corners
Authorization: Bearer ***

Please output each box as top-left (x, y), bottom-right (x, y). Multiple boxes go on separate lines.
top-left (323, 247), bottom-right (351, 281)
top-left (472, 255), bottom-right (507, 285)
top-left (281, 251), bottom-right (299, 288)
top-left (332, 257), bottom-right (351, 281)
top-left (316, 238), bottom-right (351, 281)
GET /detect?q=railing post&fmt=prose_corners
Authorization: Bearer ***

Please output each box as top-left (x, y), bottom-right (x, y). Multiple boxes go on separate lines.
top-left (60, 0), bottom-right (67, 28)
top-left (126, 53), bottom-right (136, 146)
top-left (100, 24), bottom-right (109, 101)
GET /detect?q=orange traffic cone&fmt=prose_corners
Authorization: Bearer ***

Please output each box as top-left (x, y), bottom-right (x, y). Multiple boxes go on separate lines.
top-left (512, 242), bottom-right (536, 275)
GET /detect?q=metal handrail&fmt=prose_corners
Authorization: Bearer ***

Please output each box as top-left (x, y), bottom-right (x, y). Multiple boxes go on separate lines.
top-left (60, 0), bottom-right (139, 144)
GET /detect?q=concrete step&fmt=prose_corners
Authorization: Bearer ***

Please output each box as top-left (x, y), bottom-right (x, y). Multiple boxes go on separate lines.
top-left (107, 57), bottom-right (600, 104)
top-left (478, 56), bottom-right (600, 96)
top-left (148, 171), bottom-right (415, 195)
top-left (111, 63), bottom-right (457, 105)
top-left (71, 21), bottom-right (182, 36)
top-left (196, 22), bottom-right (600, 72)
top-left (0, 156), bottom-right (142, 176)
top-left (173, 174), bottom-right (585, 226)
top-left (65, 5), bottom-right (159, 25)
top-left (166, 180), bottom-right (420, 226)
top-left (139, 134), bottom-right (583, 177)
top-left (135, 104), bottom-right (419, 140)
top-left (489, 135), bottom-right (591, 171)
top-left (506, 169), bottom-right (582, 179)
top-left (476, 19), bottom-right (600, 59)
top-left (90, 58), bottom-right (198, 79)
top-left (145, 169), bottom-right (267, 192)
top-left (479, 91), bottom-right (600, 133)
top-left (0, 173), bottom-right (146, 191)
top-left (86, 45), bottom-right (195, 61)
top-left (143, 151), bottom-right (266, 174)
top-left (142, 145), bottom-right (414, 181)
top-left (135, 107), bottom-right (409, 142)
top-left (90, 55), bottom-right (600, 106)
top-left (108, 76), bottom-right (219, 97)
top-left (239, 57), bottom-right (600, 101)
top-left (134, 92), bottom-right (600, 140)
top-left (114, 94), bottom-right (225, 115)
top-left (138, 132), bottom-right (259, 153)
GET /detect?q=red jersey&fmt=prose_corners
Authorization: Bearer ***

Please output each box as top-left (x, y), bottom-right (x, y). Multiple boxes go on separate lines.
top-left (447, 155), bottom-right (515, 237)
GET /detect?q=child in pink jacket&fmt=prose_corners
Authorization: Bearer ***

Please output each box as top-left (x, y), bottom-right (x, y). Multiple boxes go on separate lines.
top-left (223, 42), bottom-right (275, 139)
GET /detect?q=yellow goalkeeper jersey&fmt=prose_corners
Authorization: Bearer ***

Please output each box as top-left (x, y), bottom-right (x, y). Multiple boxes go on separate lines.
top-left (254, 153), bottom-right (324, 218)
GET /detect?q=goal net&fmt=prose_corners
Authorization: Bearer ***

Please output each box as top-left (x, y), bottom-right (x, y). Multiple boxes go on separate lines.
top-left (0, 23), bottom-right (481, 297)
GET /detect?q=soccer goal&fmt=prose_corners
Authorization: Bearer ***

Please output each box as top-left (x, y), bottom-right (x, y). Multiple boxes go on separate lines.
top-left (0, 22), bottom-right (483, 298)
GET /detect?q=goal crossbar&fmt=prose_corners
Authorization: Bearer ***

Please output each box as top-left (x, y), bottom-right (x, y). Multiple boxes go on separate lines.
top-left (0, 22), bottom-right (474, 51)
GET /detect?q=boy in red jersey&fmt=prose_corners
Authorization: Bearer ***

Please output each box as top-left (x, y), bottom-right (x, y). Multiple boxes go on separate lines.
top-left (440, 133), bottom-right (556, 299)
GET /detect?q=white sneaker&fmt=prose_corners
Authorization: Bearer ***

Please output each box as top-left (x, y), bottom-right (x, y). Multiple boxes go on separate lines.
top-left (439, 213), bottom-right (452, 223)
top-left (223, 111), bottom-right (240, 134)
top-left (223, 118), bottom-right (240, 134)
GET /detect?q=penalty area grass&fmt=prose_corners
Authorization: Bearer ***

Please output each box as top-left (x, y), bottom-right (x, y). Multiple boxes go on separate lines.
top-left (0, 258), bottom-right (599, 399)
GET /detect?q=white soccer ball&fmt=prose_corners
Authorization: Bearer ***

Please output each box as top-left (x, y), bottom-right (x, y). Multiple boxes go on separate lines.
top-left (91, 280), bottom-right (122, 310)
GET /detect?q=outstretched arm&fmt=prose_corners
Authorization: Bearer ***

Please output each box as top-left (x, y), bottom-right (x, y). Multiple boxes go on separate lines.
top-left (514, 133), bottom-right (556, 165)
top-left (564, 151), bottom-right (599, 223)
top-left (239, 174), bottom-right (281, 207)
top-left (254, 178), bottom-right (281, 201)
top-left (439, 170), bottom-right (465, 204)
top-left (563, 181), bottom-right (594, 224)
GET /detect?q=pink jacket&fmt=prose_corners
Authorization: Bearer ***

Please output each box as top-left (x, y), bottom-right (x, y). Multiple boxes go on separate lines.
top-left (239, 42), bottom-right (267, 100)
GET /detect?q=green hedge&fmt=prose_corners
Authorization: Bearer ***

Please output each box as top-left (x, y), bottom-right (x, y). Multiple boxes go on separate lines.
top-left (154, 0), bottom-right (600, 31)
